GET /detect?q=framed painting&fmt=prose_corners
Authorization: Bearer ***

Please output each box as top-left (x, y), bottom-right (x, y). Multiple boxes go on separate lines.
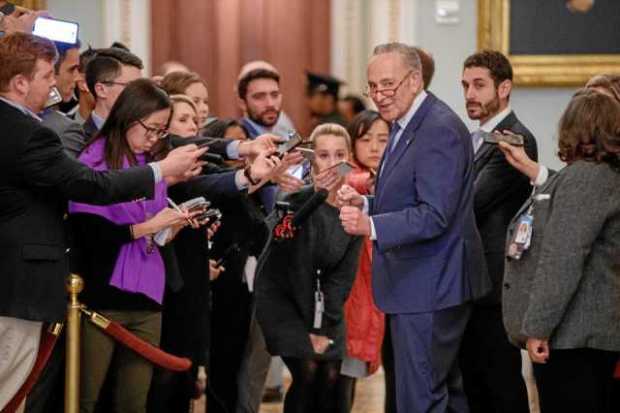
top-left (478, 0), bottom-right (620, 86)
top-left (12, 1), bottom-right (47, 10)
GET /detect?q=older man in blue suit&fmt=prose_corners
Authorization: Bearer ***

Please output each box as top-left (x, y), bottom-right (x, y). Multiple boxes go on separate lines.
top-left (339, 43), bottom-right (490, 412)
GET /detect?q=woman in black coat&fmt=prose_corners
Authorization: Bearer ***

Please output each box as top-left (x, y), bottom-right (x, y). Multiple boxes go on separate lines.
top-left (256, 123), bottom-right (363, 413)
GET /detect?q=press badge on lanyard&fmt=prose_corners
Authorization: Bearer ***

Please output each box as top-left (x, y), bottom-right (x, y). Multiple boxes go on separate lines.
top-left (313, 270), bottom-right (325, 329)
top-left (507, 205), bottom-right (533, 260)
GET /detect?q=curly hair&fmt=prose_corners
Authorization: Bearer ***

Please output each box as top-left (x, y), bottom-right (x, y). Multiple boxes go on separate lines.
top-left (558, 88), bottom-right (620, 169)
top-left (585, 74), bottom-right (620, 103)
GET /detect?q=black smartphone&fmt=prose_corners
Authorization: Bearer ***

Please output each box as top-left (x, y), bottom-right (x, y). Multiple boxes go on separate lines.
top-left (215, 243), bottom-right (241, 267)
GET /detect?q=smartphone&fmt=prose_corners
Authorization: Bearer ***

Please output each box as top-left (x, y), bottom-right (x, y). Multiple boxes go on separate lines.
top-left (33, 17), bottom-right (79, 44)
top-left (297, 147), bottom-right (315, 163)
top-left (215, 243), bottom-right (241, 267)
top-left (43, 86), bottom-right (63, 109)
top-left (180, 197), bottom-right (210, 211)
top-left (325, 161), bottom-right (354, 177)
top-left (277, 132), bottom-right (304, 157)
top-left (482, 131), bottom-right (524, 146)
top-left (197, 208), bottom-right (222, 225)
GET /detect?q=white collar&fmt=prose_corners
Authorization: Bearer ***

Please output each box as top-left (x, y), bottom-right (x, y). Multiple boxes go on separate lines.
top-left (480, 105), bottom-right (511, 133)
top-left (91, 110), bottom-right (106, 130)
top-left (396, 90), bottom-right (428, 130)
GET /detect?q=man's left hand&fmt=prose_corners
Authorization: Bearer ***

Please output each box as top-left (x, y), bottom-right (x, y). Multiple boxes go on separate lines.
top-left (340, 206), bottom-right (371, 236)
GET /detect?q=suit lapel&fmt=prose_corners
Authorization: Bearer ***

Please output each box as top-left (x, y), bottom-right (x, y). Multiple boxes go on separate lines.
top-left (376, 94), bottom-right (436, 202)
top-left (474, 142), bottom-right (494, 165)
top-left (474, 111), bottom-right (519, 176)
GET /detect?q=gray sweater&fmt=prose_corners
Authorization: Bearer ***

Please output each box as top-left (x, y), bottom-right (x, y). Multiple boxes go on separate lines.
top-left (503, 160), bottom-right (620, 351)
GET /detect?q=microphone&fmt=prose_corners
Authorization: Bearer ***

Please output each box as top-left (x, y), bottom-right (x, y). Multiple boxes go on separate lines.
top-left (167, 134), bottom-right (224, 164)
top-left (291, 189), bottom-right (328, 227)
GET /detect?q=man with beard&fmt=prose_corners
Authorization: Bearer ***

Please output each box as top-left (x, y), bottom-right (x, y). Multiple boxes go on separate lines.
top-left (237, 67), bottom-right (293, 140)
top-left (459, 50), bottom-right (538, 413)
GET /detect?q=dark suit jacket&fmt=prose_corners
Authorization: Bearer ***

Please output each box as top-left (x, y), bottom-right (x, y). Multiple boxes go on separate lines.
top-left (0, 100), bottom-right (155, 323)
top-left (370, 93), bottom-right (491, 314)
top-left (473, 111), bottom-right (538, 305)
top-left (60, 114), bottom-right (98, 158)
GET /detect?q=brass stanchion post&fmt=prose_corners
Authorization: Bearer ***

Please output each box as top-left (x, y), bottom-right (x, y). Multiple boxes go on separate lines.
top-left (65, 274), bottom-right (83, 413)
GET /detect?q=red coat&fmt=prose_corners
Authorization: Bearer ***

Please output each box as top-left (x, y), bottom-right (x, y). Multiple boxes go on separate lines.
top-left (344, 166), bottom-right (385, 374)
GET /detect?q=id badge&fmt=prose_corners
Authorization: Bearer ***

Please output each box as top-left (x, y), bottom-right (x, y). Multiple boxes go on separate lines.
top-left (507, 211), bottom-right (533, 260)
top-left (313, 279), bottom-right (324, 329)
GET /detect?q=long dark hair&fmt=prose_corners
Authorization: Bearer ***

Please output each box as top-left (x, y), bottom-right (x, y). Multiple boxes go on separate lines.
top-left (88, 78), bottom-right (172, 169)
top-left (346, 110), bottom-right (387, 166)
top-left (202, 118), bottom-right (249, 139)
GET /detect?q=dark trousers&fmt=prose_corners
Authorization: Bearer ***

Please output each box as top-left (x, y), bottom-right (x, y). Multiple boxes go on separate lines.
top-left (459, 305), bottom-right (529, 413)
top-left (208, 282), bottom-right (252, 413)
top-left (533, 348), bottom-right (618, 413)
top-left (382, 317), bottom-right (396, 413)
top-left (390, 304), bottom-right (471, 413)
top-left (281, 357), bottom-right (342, 413)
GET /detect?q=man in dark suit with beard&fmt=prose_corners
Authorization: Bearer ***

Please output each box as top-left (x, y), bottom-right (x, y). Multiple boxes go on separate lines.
top-left (459, 50), bottom-right (538, 413)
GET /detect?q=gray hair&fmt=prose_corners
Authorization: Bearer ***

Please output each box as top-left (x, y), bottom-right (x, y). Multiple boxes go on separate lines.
top-left (373, 42), bottom-right (422, 72)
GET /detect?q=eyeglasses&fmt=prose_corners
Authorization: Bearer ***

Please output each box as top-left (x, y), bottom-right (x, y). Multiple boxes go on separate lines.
top-left (137, 119), bottom-right (169, 140)
top-left (364, 70), bottom-right (413, 98)
top-left (102, 81), bottom-right (129, 87)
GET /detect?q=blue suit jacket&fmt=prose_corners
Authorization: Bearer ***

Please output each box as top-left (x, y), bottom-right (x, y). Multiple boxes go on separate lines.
top-left (370, 93), bottom-right (490, 314)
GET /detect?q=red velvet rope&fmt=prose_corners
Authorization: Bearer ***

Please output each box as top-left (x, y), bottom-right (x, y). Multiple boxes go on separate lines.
top-left (2, 329), bottom-right (58, 413)
top-left (103, 321), bottom-right (191, 372)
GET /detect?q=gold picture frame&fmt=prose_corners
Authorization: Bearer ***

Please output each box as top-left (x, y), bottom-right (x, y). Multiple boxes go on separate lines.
top-left (12, 0), bottom-right (47, 10)
top-left (478, 0), bottom-right (620, 87)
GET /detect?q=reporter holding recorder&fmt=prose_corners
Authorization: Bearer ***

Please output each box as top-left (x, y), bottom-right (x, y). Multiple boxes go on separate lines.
top-left (255, 123), bottom-right (362, 413)
top-left (148, 93), bottom-right (223, 413)
top-left (0, 33), bottom-right (203, 413)
top-left (68, 78), bottom-right (208, 413)
top-left (503, 89), bottom-right (620, 412)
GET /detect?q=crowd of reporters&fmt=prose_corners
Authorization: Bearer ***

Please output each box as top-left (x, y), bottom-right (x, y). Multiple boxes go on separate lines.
top-left (0, 6), bottom-right (619, 413)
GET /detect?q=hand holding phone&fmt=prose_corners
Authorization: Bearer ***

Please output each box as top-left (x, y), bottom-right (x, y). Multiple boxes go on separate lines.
top-left (325, 161), bottom-right (354, 177)
top-left (32, 16), bottom-right (79, 44)
top-left (482, 131), bottom-right (525, 147)
top-left (277, 132), bottom-right (304, 157)
top-left (297, 147), bottom-right (315, 163)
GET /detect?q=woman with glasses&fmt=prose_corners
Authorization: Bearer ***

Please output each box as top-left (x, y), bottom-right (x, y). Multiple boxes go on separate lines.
top-left (69, 78), bottom-right (201, 413)
top-left (147, 93), bottom-right (226, 413)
